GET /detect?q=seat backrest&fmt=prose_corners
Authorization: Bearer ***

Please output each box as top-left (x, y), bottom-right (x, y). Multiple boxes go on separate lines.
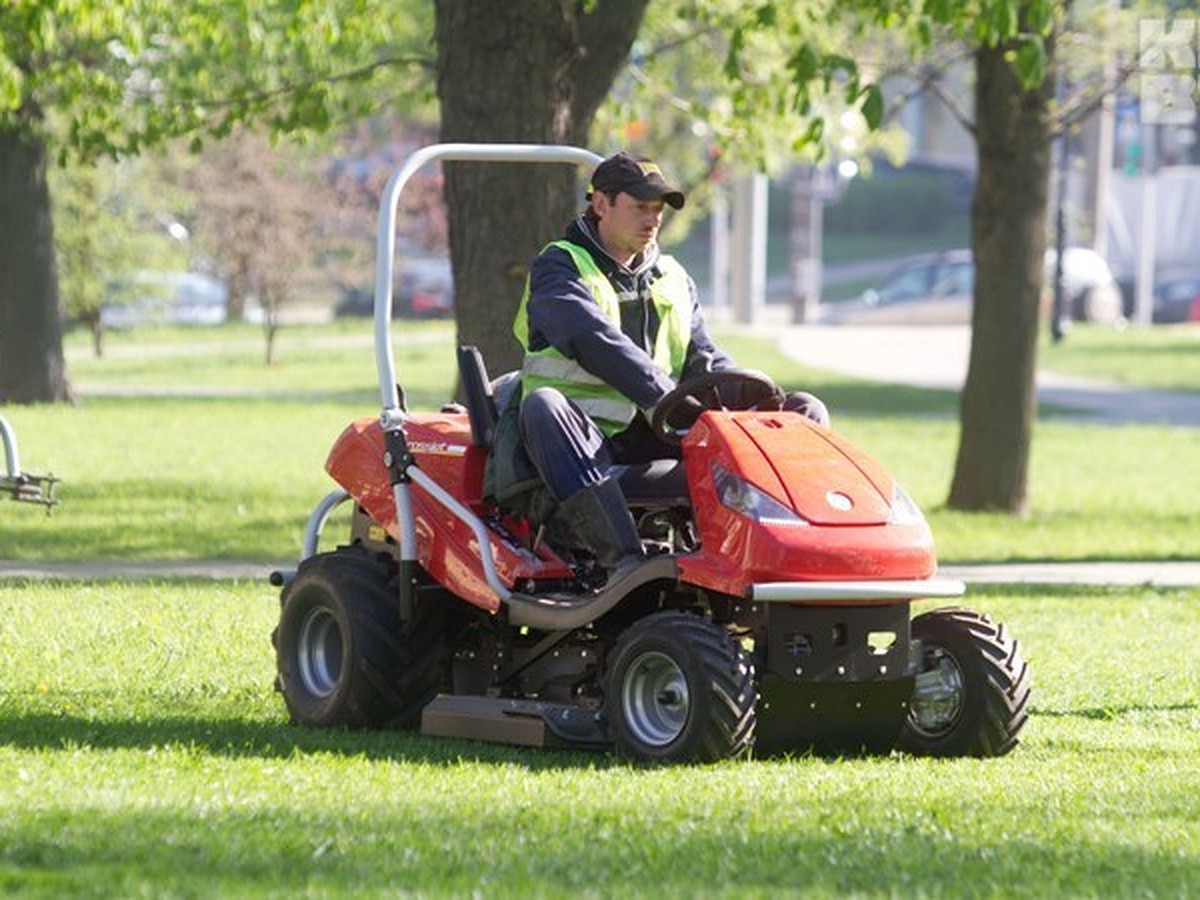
top-left (457, 345), bottom-right (499, 447)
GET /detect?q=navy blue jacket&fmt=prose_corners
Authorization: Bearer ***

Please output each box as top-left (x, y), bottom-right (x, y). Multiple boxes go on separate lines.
top-left (524, 215), bottom-right (733, 415)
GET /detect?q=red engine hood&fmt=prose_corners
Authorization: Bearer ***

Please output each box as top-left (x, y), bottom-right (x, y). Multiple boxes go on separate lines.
top-left (732, 414), bottom-right (894, 526)
top-left (679, 412), bottom-right (937, 591)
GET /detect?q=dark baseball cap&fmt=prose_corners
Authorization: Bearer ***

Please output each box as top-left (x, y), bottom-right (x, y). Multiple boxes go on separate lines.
top-left (588, 152), bottom-right (685, 209)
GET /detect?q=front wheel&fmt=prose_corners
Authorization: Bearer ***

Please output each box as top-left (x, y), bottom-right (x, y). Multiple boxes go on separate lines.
top-left (898, 607), bottom-right (1032, 757)
top-left (604, 611), bottom-right (757, 763)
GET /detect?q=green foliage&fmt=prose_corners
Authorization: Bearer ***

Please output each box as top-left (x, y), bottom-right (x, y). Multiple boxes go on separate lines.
top-left (0, 0), bottom-right (434, 159)
top-left (0, 582), bottom-right (1197, 896)
top-left (675, 0), bottom-right (1073, 170)
top-left (49, 155), bottom-right (189, 326)
top-left (602, 0), bottom-right (905, 184)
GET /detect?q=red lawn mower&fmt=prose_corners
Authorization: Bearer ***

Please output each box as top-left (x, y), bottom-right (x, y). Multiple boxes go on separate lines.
top-left (272, 144), bottom-right (1031, 762)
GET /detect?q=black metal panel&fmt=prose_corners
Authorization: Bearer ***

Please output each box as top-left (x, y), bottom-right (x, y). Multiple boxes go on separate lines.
top-left (761, 602), bottom-right (912, 683)
top-left (749, 603), bottom-right (914, 755)
top-left (754, 675), bottom-right (913, 756)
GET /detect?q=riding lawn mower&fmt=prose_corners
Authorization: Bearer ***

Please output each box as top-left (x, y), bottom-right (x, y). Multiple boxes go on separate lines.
top-left (271, 144), bottom-right (1031, 763)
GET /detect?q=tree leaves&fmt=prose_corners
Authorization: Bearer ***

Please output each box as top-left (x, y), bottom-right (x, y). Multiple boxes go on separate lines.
top-left (1, 0), bottom-right (432, 162)
top-left (1009, 36), bottom-right (1048, 90)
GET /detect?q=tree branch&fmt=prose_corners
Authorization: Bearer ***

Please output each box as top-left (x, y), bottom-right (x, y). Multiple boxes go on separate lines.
top-left (1051, 58), bottom-right (1139, 136)
top-left (127, 53), bottom-right (433, 110)
top-left (921, 72), bottom-right (978, 138)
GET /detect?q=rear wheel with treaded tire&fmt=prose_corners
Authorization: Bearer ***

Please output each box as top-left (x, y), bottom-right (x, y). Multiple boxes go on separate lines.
top-left (604, 611), bottom-right (757, 763)
top-left (275, 548), bottom-right (445, 729)
top-left (898, 607), bottom-right (1031, 757)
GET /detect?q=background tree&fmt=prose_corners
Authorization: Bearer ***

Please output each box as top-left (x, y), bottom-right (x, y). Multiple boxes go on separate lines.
top-left (0, 0), bottom-right (431, 402)
top-left (51, 155), bottom-right (190, 357)
top-left (185, 127), bottom-right (360, 364)
top-left (705, 0), bottom-right (1157, 514)
top-left (433, 0), bottom-right (651, 376)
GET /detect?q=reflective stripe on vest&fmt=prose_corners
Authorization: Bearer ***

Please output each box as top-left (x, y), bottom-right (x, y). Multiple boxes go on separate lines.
top-left (513, 240), bottom-right (692, 435)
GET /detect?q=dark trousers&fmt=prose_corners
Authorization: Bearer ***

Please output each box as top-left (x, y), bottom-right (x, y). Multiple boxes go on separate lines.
top-left (519, 386), bottom-right (829, 502)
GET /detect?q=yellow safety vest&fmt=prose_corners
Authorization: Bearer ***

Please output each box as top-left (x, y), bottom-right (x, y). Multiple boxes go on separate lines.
top-left (514, 240), bottom-right (691, 436)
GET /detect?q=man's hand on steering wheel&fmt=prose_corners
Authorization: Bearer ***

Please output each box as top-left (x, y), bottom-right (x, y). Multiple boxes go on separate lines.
top-left (649, 369), bottom-right (784, 444)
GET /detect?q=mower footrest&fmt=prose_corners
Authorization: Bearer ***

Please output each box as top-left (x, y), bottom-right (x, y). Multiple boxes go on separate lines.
top-left (421, 694), bottom-right (608, 750)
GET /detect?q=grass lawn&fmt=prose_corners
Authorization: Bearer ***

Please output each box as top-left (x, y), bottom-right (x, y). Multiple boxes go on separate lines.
top-left (1039, 324), bottom-right (1200, 394)
top-left (1, 580), bottom-right (1196, 897)
top-left (2, 321), bottom-right (1198, 896)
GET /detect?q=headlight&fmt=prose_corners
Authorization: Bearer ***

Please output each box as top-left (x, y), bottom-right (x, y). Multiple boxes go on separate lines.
top-left (888, 483), bottom-right (927, 525)
top-left (712, 462), bottom-right (810, 526)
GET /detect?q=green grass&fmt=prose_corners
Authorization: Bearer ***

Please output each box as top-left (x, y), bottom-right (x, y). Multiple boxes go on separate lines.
top-left (3, 323), bottom-right (1199, 896)
top-left (1, 321), bottom-right (1197, 565)
top-left (63, 319), bottom-right (454, 404)
top-left (1, 580), bottom-right (1196, 897)
top-left (1039, 324), bottom-right (1200, 394)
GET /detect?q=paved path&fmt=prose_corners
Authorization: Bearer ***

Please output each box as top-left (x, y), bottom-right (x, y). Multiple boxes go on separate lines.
top-left (2, 558), bottom-right (1198, 587)
top-left (776, 324), bottom-right (1200, 426)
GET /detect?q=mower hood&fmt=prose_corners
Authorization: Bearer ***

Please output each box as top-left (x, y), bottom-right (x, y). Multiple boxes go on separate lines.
top-left (732, 414), bottom-right (894, 525)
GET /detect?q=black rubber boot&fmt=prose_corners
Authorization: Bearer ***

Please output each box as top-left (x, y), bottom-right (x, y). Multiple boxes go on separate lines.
top-left (556, 477), bottom-right (643, 568)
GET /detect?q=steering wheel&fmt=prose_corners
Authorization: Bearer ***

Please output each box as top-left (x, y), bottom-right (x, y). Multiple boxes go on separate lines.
top-left (650, 369), bottom-right (784, 444)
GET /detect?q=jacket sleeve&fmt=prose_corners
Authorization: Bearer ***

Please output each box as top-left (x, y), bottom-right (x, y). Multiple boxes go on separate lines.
top-left (526, 247), bottom-right (675, 410)
top-left (680, 276), bottom-right (736, 380)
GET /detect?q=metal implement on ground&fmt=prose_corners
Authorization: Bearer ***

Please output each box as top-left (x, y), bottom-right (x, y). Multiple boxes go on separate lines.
top-left (1, 415), bottom-right (58, 510)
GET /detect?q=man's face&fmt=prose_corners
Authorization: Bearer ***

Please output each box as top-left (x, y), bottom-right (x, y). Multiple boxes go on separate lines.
top-left (594, 191), bottom-right (665, 262)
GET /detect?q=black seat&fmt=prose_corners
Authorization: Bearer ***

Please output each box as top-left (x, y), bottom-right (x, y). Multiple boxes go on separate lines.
top-left (457, 345), bottom-right (499, 448)
top-left (615, 459), bottom-right (690, 507)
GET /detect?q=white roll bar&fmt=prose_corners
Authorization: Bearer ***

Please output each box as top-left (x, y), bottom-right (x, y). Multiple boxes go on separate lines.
top-left (373, 144), bottom-right (603, 599)
top-left (373, 143), bottom-right (603, 415)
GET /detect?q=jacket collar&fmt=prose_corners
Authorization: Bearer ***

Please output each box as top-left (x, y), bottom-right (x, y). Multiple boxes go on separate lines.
top-left (567, 215), bottom-right (661, 277)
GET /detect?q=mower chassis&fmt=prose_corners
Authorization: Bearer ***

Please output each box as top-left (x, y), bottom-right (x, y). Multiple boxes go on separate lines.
top-left (274, 142), bottom-right (1031, 761)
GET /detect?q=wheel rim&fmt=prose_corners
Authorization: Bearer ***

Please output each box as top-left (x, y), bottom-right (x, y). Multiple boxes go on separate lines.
top-left (908, 645), bottom-right (965, 737)
top-left (296, 606), bottom-right (343, 699)
top-left (621, 650), bottom-right (690, 747)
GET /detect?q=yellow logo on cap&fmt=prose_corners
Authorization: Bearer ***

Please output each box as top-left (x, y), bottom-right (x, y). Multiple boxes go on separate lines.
top-left (637, 162), bottom-right (663, 177)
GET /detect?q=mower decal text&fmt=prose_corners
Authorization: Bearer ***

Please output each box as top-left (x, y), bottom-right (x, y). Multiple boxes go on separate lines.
top-left (409, 441), bottom-right (468, 457)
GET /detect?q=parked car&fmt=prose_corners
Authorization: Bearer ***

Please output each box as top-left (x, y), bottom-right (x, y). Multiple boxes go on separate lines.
top-left (1045, 247), bottom-right (1124, 325)
top-left (100, 271), bottom-right (228, 329)
top-left (1152, 269), bottom-right (1200, 324)
top-left (819, 249), bottom-right (975, 326)
top-left (818, 247), bottom-right (1124, 326)
top-left (1116, 268), bottom-right (1200, 324)
top-left (399, 257), bottom-right (454, 318)
top-left (335, 257), bottom-right (454, 320)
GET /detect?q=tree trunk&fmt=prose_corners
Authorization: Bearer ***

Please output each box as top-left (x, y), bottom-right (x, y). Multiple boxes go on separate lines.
top-left (0, 123), bottom-right (70, 403)
top-left (434, 0), bottom-right (649, 378)
top-left (947, 39), bottom-right (1055, 513)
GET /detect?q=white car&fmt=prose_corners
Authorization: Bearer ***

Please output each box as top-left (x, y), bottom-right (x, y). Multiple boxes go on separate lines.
top-left (819, 248), bottom-right (1124, 326)
top-left (100, 272), bottom-right (229, 329)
